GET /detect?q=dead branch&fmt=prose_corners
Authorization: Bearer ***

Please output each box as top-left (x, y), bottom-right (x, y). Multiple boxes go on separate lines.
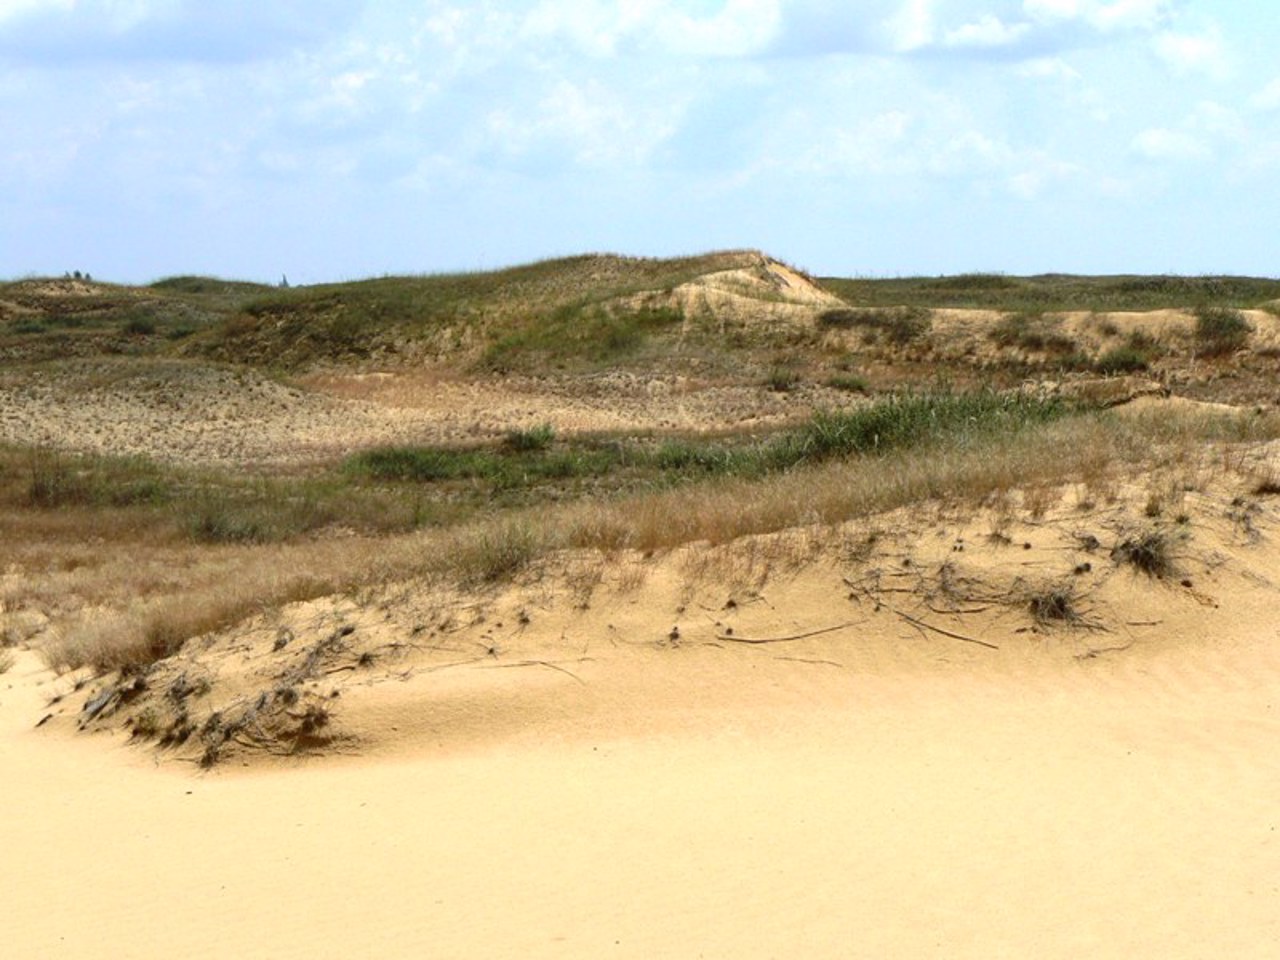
top-left (715, 620), bottom-right (863, 645)
top-left (892, 609), bottom-right (1000, 650)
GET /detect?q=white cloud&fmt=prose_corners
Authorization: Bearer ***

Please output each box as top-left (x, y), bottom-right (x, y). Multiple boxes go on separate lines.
top-left (486, 78), bottom-right (683, 168)
top-left (944, 14), bottom-right (1030, 49)
top-left (1131, 127), bottom-right (1210, 161)
top-left (791, 110), bottom-right (913, 176)
top-left (1252, 78), bottom-right (1280, 113)
top-left (885, 0), bottom-right (935, 52)
top-left (0, 0), bottom-right (362, 62)
top-left (1023, 0), bottom-right (1171, 32)
top-left (520, 0), bottom-right (780, 59)
top-left (0, 0), bottom-right (71, 21)
top-left (1009, 156), bottom-right (1078, 199)
top-left (1018, 57), bottom-right (1081, 81)
top-left (1154, 26), bottom-right (1231, 79)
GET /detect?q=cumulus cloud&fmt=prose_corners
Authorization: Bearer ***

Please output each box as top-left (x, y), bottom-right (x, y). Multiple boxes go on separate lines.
top-left (1024, 0), bottom-right (1172, 32)
top-left (1017, 56), bottom-right (1081, 80)
top-left (1131, 127), bottom-right (1210, 161)
top-left (485, 77), bottom-right (684, 168)
top-left (0, 0), bottom-right (364, 63)
top-left (1252, 78), bottom-right (1280, 112)
top-left (520, 0), bottom-right (781, 58)
top-left (944, 14), bottom-right (1030, 49)
top-left (1153, 25), bottom-right (1230, 79)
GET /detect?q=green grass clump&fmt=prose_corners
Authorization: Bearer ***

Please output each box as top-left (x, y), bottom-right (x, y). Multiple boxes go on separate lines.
top-left (1194, 306), bottom-right (1252, 356)
top-left (26, 450), bottom-right (172, 508)
top-left (817, 307), bottom-right (931, 345)
top-left (825, 374), bottom-right (869, 393)
top-left (785, 391), bottom-right (1070, 462)
top-left (503, 423), bottom-right (556, 453)
top-left (765, 366), bottom-right (802, 392)
top-left (1093, 346), bottom-right (1150, 375)
top-left (990, 313), bottom-right (1076, 354)
top-left (822, 273), bottom-right (1280, 313)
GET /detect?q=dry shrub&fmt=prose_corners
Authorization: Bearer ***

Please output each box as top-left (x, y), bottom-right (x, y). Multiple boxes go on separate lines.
top-left (1111, 530), bottom-right (1177, 579)
top-left (1028, 585), bottom-right (1079, 625)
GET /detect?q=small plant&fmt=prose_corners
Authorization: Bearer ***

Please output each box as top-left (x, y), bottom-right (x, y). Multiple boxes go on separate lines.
top-left (0, 649), bottom-right (15, 674)
top-left (458, 521), bottom-right (542, 583)
top-left (121, 312), bottom-right (157, 336)
top-left (130, 707), bottom-right (162, 740)
top-left (817, 306), bottom-right (931, 344)
top-left (503, 423), bottom-right (556, 453)
top-left (990, 313), bottom-right (1076, 354)
top-left (1029, 586), bottom-right (1078, 625)
top-left (1111, 530), bottom-right (1176, 578)
top-left (1251, 472), bottom-right (1280, 496)
top-left (765, 366), bottom-right (801, 392)
top-left (825, 374), bottom-right (869, 393)
top-left (1194, 306), bottom-right (1251, 356)
top-left (1093, 346), bottom-right (1150, 375)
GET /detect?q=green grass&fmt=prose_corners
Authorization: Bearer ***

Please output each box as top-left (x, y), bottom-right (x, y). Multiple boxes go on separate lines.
top-left (1193, 306), bottom-right (1252, 356)
top-left (825, 374), bottom-right (869, 393)
top-left (817, 306), bottom-right (932, 345)
top-left (989, 313), bottom-right (1077, 354)
top-left (1093, 346), bottom-right (1151, 375)
top-left (24, 449), bottom-right (173, 508)
top-left (821, 273), bottom-right (1280, 313)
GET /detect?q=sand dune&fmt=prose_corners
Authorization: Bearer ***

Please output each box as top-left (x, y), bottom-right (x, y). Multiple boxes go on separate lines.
top-left (6, 484), bottom-right (1280, 958)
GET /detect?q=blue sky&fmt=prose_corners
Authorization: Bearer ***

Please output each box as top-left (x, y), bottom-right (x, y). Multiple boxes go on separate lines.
top-left (2, 1), bottom-right (1277, 283)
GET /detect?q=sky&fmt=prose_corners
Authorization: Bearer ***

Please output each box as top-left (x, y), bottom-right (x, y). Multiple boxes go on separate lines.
top-left (1, 0), bottom-right (1278, 284)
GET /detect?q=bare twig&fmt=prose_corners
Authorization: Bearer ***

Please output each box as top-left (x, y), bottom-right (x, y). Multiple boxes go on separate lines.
top-left (892, 609), bottom-right (1000, 650)
top-left (715, 620), bottom-right (863, 645)
top-left (486, 658), bottom-right (592, 685)
top-left (774, 656), bottom-right (844, 668)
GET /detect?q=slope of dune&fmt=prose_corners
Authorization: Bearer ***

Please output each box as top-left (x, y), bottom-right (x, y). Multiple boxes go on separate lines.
top-left (5, 462), bottom-right (1279, 958)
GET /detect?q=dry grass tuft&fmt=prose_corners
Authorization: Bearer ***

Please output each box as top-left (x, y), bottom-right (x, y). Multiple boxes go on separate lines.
top-left (1111, 529), bottom-right (1178, 579)
top-left (1028, 585), bottom-right (1080, 625)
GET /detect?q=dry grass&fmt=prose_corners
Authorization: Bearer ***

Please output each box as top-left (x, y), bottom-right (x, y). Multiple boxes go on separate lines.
top-left (25, 400), bottom-right (1280, 674)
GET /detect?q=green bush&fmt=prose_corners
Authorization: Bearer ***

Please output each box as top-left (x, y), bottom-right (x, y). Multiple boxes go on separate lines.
top-left (1194, 306), bottom-right (1251, 356)
top-left (825, 374), bottom-right (869, 393)
top-left (818, 307), bottom-right (931, 344)
top-left (503, 423), bottom-right (556, 453)
top-left (1093, 346), bottom-right (1150, 375)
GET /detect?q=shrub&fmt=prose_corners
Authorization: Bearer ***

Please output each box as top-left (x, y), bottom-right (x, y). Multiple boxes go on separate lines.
top-left (990, 313), bottom-right (1076, 354)
top-left (1093, 346), bottom-right (1150, 375)
top-left (503, 423), bottom-right (556, 453)
top-left (1194, 306), bottom-right (1251, 356)
top-left (121, 311), bottom-right (157, 336)
top-left (1028, 586), bottom-right (1078, 624)
top-left (817, 307), bottom-right (932, 344)
top-left (1111, 530), bottom-right (1176, 578)
top-left (825, 374), bottom-right (869, 393)
top-left (765, 366), bottom-right (801, 392)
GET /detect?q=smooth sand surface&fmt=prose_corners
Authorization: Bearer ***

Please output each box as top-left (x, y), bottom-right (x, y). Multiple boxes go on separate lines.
top-left (5, 610), bottom-right (1278, 959)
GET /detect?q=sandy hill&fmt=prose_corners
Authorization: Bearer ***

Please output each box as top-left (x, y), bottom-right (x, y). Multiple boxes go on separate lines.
top-left (3, 253), bottom-right (1280, 957)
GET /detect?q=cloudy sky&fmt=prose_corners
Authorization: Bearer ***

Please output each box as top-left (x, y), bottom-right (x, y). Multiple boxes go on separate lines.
top-left (2, 1), bottom-right (1277, 283)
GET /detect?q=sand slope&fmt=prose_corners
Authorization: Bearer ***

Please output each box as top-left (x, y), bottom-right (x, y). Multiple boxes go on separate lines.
top-left (6, 483), bottom-right (1280, 958)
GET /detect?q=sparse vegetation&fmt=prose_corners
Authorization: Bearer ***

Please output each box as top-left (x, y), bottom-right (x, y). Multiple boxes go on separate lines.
top-left (817, 306), bottom-right (932, 345)
top-left (1193, 306), bottom-right (1252, 356)
top-left (6, 252), bottom-right (1280, 730)
top-left (823, 273), bottom-right (1280, 313)
top-left (1028, 585), bottom-right (1079, 625)
top-left (990, 313), bottom-right (1076, 354)
top-left (1111, 529), bottom-right (1177, 578)
top-left (1093, 346), bottom-right (1150, 375)
top-left (825, 374), bottom-right (869, 393)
